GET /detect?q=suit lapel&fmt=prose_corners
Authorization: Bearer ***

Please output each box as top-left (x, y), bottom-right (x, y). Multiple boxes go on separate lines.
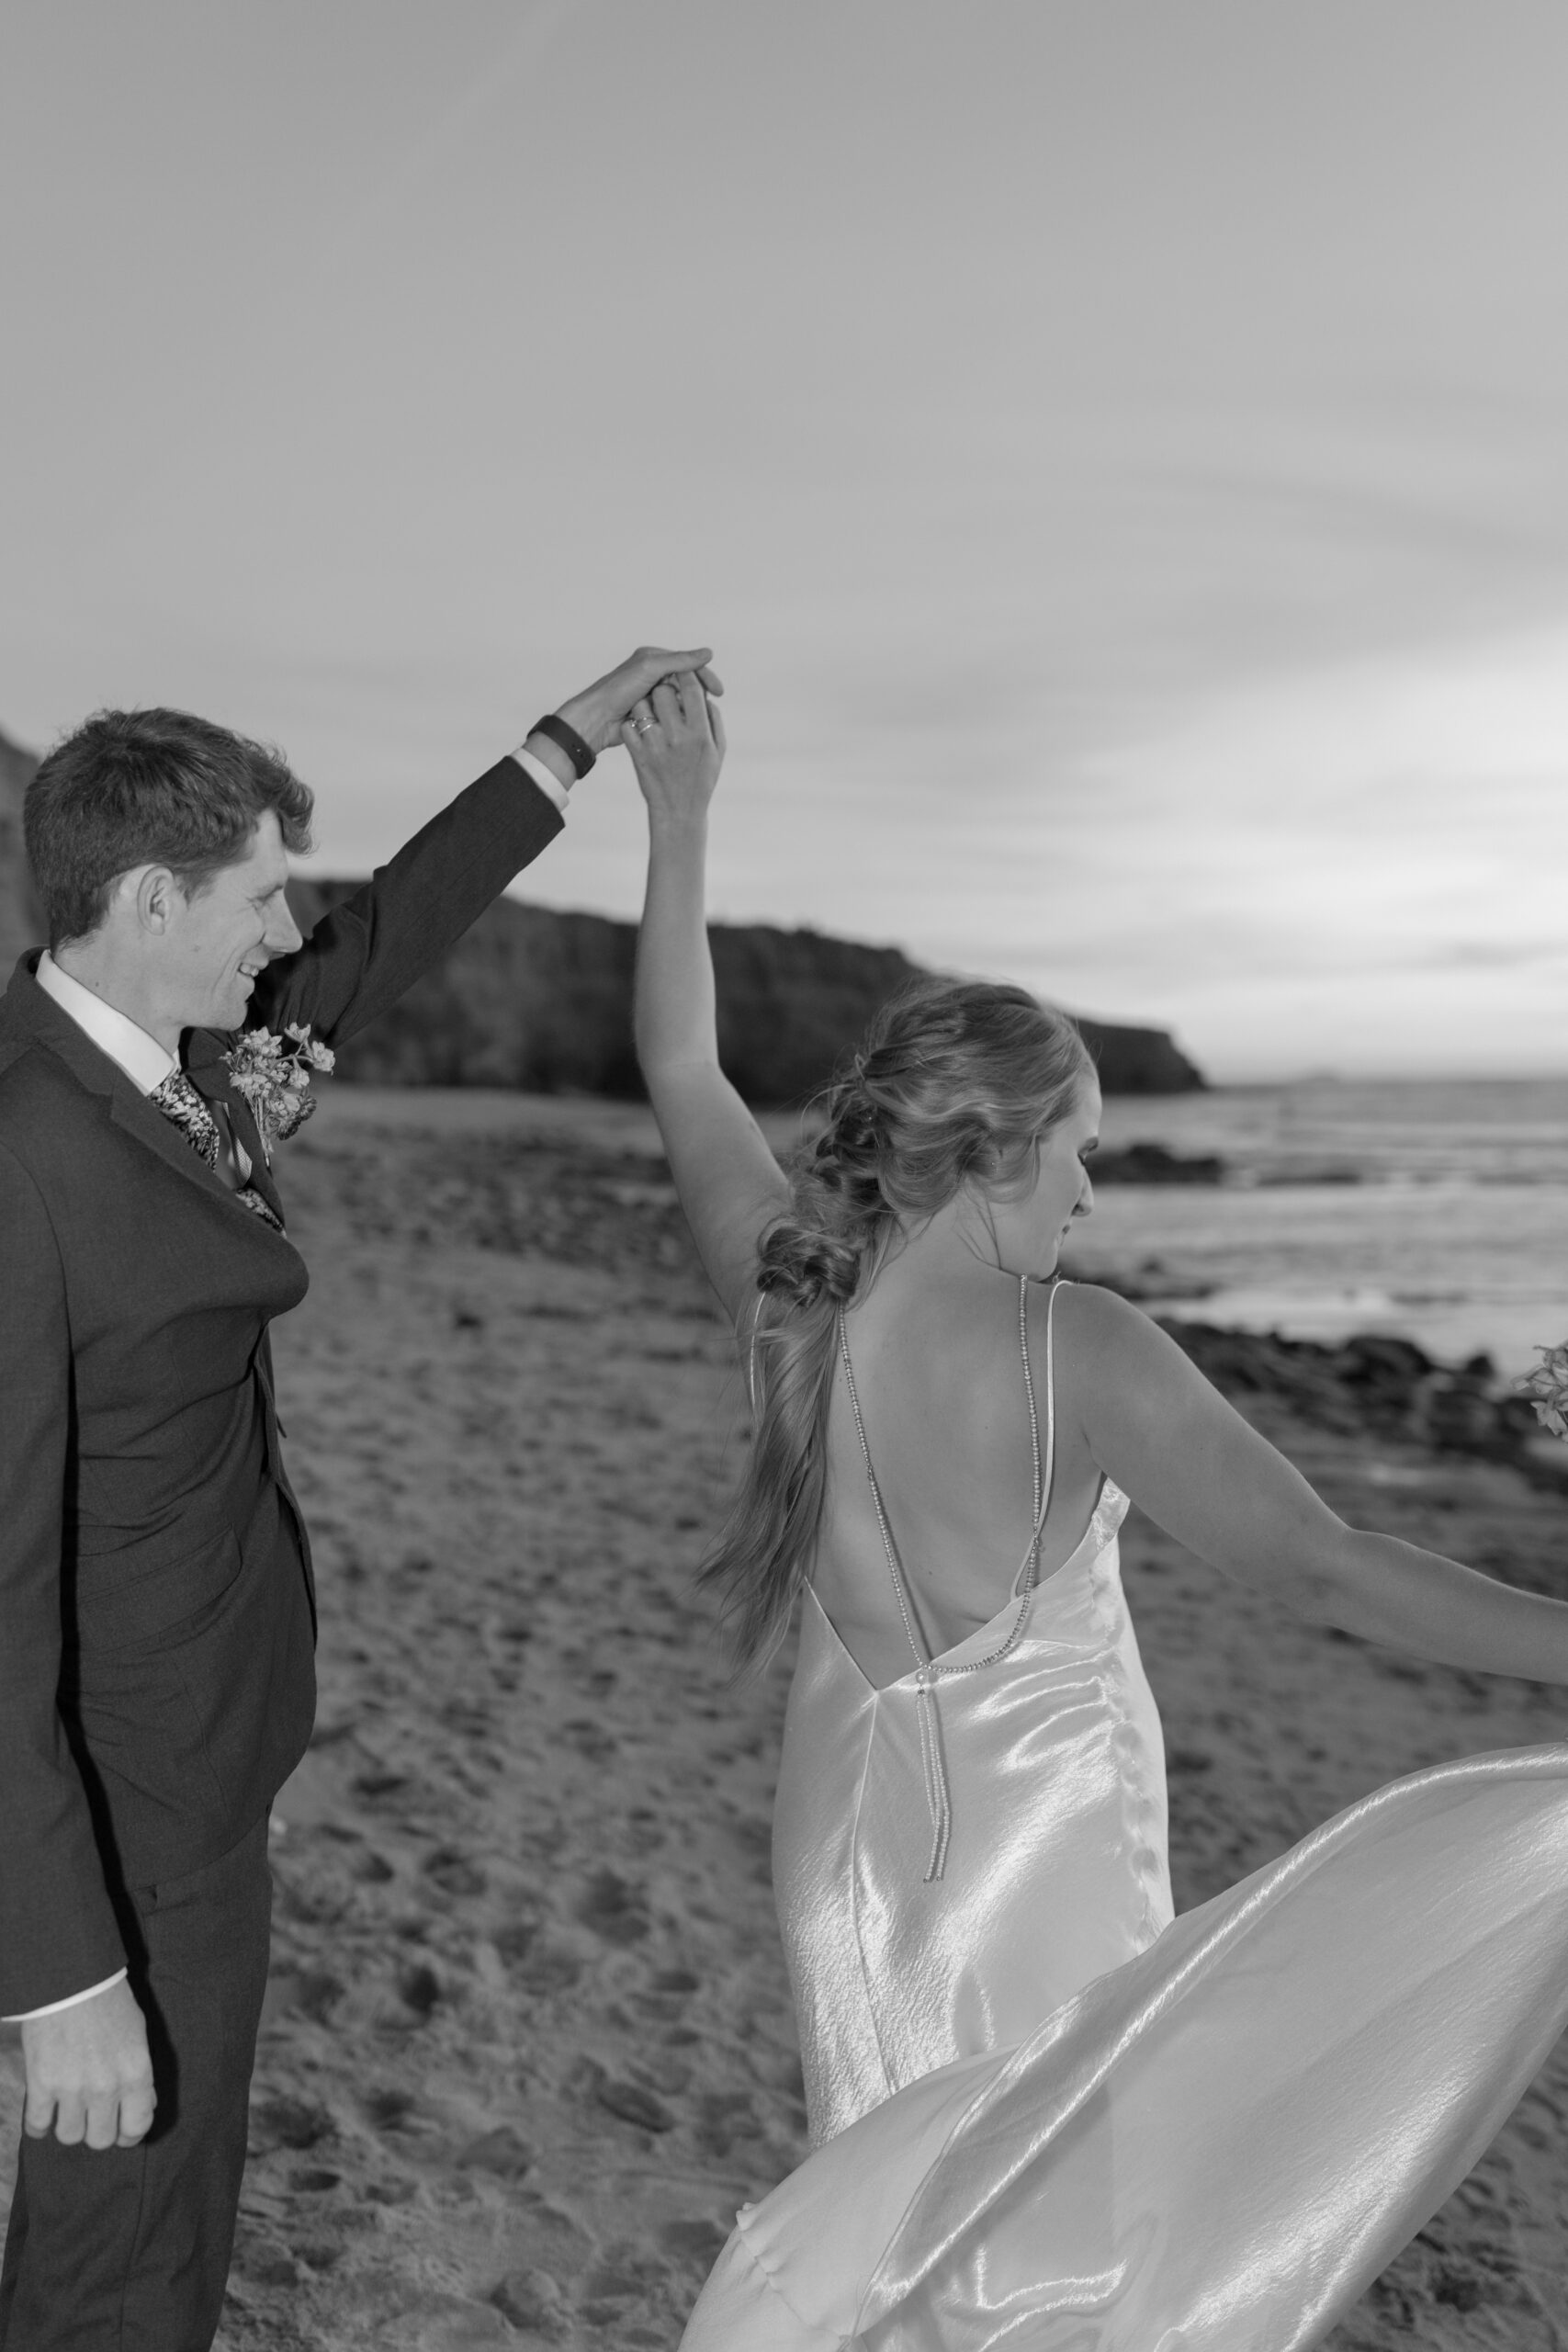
top-left (227, 1089), bottom-right (288, 1225)
top-left (3, 960), bottom-right (288, 1228)
top-left (3, 956), bottom-right (121, 1098)
top-left (183, 1023), bottom-right (235, 1103)
top-left (0, 964), bottom-right (223, 1208)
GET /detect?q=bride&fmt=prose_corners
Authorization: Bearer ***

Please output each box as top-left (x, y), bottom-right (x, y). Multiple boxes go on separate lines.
top-left (622, 672), bottom-right (1568, 2350)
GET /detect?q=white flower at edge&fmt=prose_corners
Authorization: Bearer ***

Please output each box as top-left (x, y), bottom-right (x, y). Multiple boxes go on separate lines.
top-left (1517, 1342), bottom-right (1568, 1442)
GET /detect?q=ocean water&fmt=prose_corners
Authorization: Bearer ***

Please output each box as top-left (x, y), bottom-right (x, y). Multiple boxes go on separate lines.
top-left (1062, 1078), bottom-right (1568, 1378)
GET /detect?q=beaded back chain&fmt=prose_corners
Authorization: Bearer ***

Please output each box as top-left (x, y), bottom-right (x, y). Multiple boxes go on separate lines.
top-left (837, 1273), bottom-right (1061, 1883)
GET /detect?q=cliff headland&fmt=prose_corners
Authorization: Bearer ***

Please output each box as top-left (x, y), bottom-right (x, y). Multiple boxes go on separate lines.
top-left (288, 876), bottom-right (1204, 1103)
top-left (0, 727), bottom-right (42, 978)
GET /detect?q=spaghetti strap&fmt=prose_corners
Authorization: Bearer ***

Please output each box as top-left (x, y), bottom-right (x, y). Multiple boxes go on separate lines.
top-left (742, 1289), bottom-right (765, 1414)
top-left (1015, 1274), bottom-right (1065, 1592)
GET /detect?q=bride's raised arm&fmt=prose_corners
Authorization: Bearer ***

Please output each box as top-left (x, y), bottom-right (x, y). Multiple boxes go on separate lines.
top-left (626, 673), bottom-right (790, 1327)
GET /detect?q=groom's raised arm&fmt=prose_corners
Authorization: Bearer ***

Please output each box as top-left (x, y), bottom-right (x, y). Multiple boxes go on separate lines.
top-left (251, 752), bottom-right (562, 1049)
top-left (250, 646), bottom-right (719, 1050)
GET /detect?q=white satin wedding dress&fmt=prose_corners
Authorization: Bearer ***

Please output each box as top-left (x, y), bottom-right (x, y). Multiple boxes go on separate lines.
top-left (680, 1279), bottom-right (1568, 2351)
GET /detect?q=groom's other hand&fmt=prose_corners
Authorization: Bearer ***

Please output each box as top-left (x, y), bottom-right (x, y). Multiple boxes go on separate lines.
top-left (20, 1977), bottom-right (156, 2149)
top-left (525, 645), bottom-right (723, 784)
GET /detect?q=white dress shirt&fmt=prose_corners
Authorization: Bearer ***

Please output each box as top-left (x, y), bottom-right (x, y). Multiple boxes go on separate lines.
top-left (512, 742), bottom-right (572, 811)
top-left (9, 750), bottom-right (569, 2022)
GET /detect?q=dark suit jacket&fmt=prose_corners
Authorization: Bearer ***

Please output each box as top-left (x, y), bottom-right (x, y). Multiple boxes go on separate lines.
top-left (0, 757), bottom-right (561, 2016)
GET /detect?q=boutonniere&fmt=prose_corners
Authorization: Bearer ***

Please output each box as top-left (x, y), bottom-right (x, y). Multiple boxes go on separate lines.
top-left (223, 1022), bottom-right (335, 1163)
top-left (1518, 1342), bottom-right (1568, 1441)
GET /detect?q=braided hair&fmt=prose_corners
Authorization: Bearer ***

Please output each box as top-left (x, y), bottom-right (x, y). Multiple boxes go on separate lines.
top-left (701, 977), bottom-right (1095, 1667)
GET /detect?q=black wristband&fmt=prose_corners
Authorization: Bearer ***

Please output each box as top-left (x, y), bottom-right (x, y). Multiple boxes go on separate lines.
top-left (528, 712), bottom-right (596, 781)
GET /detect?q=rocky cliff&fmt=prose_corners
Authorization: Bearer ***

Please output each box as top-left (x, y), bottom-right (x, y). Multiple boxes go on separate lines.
top-left (0, 728), bottom-right (44, 977)
top-left (288, 877), bottom-right (1204, 1102)
top-left (0, 718), bottom-right (1204, 1098)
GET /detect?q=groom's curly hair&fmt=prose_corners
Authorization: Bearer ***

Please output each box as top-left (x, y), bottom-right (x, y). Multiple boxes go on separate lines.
top-left (25, 706), bottom-right (315, 948)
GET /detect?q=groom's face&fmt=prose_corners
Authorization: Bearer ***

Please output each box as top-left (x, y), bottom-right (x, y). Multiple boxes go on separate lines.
top-left (162, 810), bottom-right (303, 1031)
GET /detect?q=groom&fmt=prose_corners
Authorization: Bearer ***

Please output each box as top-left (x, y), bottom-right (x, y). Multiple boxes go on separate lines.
top-left (0, 644), bottom-right (716, 2349)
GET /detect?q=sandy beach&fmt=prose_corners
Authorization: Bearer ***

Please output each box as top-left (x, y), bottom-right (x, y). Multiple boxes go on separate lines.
top-left (5, 1086), bottom-right (1567, 2350)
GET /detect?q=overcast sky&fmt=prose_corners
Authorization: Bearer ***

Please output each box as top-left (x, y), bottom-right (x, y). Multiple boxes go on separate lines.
top-left (4, 1), bottom-right (1568, 1078)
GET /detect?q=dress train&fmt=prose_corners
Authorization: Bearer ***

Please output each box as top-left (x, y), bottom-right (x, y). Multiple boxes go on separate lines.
top-left (682, 1745), bottom-right (1568, 2348)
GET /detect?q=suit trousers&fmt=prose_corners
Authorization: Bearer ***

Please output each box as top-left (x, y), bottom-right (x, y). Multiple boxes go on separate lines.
top-left (0, 1815), bottom-right (273, 2352)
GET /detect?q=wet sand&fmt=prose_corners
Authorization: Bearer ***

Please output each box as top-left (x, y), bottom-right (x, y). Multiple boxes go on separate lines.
top-left (4, 1087), bottom-right (1566, 2348)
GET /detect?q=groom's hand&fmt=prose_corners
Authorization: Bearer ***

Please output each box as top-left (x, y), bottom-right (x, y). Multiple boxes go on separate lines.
top-left (21, 1977), bottom-right (156, 2150)
top-left (533, 646), bottom-right (724, 766)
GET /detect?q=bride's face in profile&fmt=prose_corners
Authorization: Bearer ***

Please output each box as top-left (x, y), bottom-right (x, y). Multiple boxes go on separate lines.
top-left (963, 1080), bottom-right (1101, 1276)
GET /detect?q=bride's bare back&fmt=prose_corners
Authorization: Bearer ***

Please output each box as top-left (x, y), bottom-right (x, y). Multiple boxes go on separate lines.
top-left (814, 1262), bottom-right (1108, 1690)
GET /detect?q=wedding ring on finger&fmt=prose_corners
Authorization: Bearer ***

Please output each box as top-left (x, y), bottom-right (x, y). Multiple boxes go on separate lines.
top-left (633, 716), bottom-right (656, 735)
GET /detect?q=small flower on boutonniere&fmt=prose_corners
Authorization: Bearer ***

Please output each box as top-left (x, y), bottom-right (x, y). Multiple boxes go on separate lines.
top-left (223, 1022), bottom-right (336, 1164)
top-left (1517, 1342), bottom-right (1568, 1441)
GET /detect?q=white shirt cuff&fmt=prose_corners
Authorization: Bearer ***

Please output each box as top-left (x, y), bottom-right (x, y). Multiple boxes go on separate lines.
top-left (512, 743), bottom-right (571, 813)
top-left (6, 1967), bottom-right (128, 2022)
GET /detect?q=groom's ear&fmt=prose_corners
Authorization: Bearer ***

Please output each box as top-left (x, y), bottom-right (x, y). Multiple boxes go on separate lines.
top-left (130, 865), bottom-right (180, 936)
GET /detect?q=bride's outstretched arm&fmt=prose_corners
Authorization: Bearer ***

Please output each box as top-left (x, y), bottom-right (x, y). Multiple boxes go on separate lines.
top-left (1064, 1283), bottom-right (1568, 1687)
top-left (627, 674), bottom-right (790, 1324)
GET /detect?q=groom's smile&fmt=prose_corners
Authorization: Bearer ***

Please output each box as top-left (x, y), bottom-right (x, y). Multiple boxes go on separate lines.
top-left (162, 808), bottom-right (304, 1033)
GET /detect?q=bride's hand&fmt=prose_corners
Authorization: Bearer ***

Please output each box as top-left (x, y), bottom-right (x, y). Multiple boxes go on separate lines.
top-left (622, 670), bottom-right (726, 824)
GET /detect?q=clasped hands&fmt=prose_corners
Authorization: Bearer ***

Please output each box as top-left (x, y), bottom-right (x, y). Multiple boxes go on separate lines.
top-left (526, 643), bottom-right (722, 776)
top-left (621, 669), bottom-right (726, 824)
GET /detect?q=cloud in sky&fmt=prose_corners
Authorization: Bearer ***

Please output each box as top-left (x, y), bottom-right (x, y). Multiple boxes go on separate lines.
top-left (3, 1), bottom-right (1567, 1077)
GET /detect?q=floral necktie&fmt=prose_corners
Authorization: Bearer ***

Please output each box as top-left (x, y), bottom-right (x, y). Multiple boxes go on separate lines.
top-left (148, 1069), bottom-right (286, 1233)
top-left (150, 1069), bottom-right (220, 1165)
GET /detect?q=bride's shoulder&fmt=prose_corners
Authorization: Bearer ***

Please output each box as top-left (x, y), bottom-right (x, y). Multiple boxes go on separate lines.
top-left (1047, 1278), bottom-right (1171, 1371)
top-left (1046, 1274), bottom-right (1142, 1329)
top-left (1049, 1282), bottom-right (1220, 1442)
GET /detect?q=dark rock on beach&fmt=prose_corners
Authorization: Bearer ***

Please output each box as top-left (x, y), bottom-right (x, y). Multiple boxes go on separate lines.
top-left (1089, 1140), bottom-right (1226, 1184)
top-left (1160, 1320), bottom-right (1548, 1474)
